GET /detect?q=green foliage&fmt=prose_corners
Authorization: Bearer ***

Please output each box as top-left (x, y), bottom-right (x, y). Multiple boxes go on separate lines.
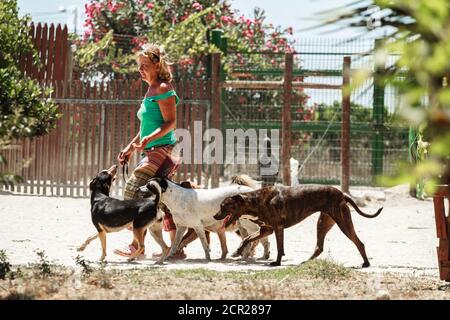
top-left (326, 0), bottom-right (450, 191)
top-left (0, 69), bottom-right (59, 140)
top-left (34, 250), bottom-right (52, 277)
top-left (0, 0), bottom-right (37, 69)
top-left (75, 255), bottom-right (93, 278)
top-left (0, 0), bottom-right (60, 187)
top-left (0, 250), bottom-right (12, 280)
top-left (0, 146), bottom-right (23, 187)
top-left (0, 0), bottom-right (59, 141)
top-left (74, 0), bottom-right (294, 80)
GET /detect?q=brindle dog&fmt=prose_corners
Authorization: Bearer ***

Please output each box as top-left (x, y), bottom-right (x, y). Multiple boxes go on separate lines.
top-left (214, 185), bottom-right (382, 267)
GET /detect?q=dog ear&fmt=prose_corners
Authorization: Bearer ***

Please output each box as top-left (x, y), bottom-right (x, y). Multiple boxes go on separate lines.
top-left (269, 195), bottom-right (283, 211)
top-left (159, 177), bottom-right (168, 192)
top-left (180, 180), bottom-right (194, 189)
top-left (145, 180), bottom-right (162, 203)
top-left (89, 178), bottom-right (97, 191)
top-left (234, 193), bottom-right (248, 203)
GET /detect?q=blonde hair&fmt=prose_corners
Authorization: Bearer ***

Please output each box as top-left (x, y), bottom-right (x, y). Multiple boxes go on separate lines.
top-left (137, 43), bottom-right (173, 82)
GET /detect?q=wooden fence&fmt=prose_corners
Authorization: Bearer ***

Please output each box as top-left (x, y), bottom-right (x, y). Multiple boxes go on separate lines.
top-left (2, 48), bottom-right (355, 197)
top-left (0, 80), bottom-right (211, 198)
top-left (19, 23), bottom-right (69, 84)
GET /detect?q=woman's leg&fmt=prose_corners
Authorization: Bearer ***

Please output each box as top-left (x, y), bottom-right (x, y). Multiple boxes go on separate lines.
top-left (114, 144), bottom-right (183, 257)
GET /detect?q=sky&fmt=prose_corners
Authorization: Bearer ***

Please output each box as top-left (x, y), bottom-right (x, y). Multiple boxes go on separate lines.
top-left (17, 0), bottom-right (366, 38)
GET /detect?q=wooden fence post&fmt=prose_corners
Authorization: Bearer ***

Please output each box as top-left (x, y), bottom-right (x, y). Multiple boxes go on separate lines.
top-left (211, 52), bottom-right (221, 188)
top-left (341, 56), bottom-right (351, 193)
top-left (372, 38), bottom-right (385, 180)
top-left (433, 185), bottom-right (450, 281)
top-left (282, 53), bottom-right (293, 186)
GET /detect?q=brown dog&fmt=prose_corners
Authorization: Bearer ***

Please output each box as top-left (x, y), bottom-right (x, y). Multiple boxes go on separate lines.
top-left (214, 185), bottom-right (382, 267)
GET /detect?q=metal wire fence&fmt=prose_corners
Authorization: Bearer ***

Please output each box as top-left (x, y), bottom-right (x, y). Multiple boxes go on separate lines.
top-left (223, 38), bottom-right (408, 185)
top-left (1, 34), bottom-right (411, 197)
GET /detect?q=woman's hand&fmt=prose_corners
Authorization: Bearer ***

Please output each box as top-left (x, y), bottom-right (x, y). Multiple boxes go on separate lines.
top-left (132, 135), bottom-right (152, 151)
top-left (117, 145), bottom-right (134, 166)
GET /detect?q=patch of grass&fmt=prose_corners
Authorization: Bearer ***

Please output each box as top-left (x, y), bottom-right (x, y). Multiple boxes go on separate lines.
top-left (33, 250), bottom-right (52, 277)
top-left (75, 255), bottom-right (93, 278)
top-left (4, 291), bottom-right (36, 300)
top-left (86, 261), bottom-right (114, 289)
top-left (8, 267), bottom-right (24, 280)
top-left (0, 250), bottom-right (12, 280)
top-left (226, 259), bottom-right (352, 282)
top-left (151, 259), bottom-right (352, 283)
top-left (297, 259), bottom-right (352, 282)
top-left (170, 268), bottom-right (222, 279)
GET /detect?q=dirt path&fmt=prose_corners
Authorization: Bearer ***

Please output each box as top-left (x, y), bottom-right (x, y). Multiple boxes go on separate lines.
top-left (0, 184), bottom-right (439, 277)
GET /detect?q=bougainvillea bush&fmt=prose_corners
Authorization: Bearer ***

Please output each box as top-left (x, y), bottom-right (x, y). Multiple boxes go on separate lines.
top-left (74, 0), bottom-right (295, 80)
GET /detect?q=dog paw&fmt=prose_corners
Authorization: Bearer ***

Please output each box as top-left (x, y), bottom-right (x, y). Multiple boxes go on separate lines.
top-left (243, 256), bottom-right (256, 262)
top-left (269, 261), bottom-right (281, 267)
top-left (77, 246), bottom-right (85, 252)
top-left (361, 261), bottom-right (370, 268)
top-left (231, 250), bottom-right (240, 258)
top-left (154, 259), bottom-right (165, 265)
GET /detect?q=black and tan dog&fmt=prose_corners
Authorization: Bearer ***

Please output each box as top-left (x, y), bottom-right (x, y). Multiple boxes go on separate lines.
top-left (77, 165), bottom-right (162, 261)
top-left (214, 185), bottom-right (382, 267)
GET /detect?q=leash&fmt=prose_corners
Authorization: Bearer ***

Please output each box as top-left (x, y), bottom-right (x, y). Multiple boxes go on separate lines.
top-left (122, 162), bottom-right (129, 184)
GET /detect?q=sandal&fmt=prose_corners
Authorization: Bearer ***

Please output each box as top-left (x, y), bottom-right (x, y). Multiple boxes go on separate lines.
top-left (113, 244), bottom-right (145, 259)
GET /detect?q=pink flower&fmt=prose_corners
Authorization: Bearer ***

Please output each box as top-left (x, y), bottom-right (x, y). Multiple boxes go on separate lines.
top-left (83, 29), bottom-right (92, 40)
top-left (109, 4), bottom-right (119, 13)
top-left (137, 11), bottom-right (146, 20)
top-left (95, 3), bottom-right (102, 13)
top-left (220, 16), bottom-right (233, 24)
top-left (146, 2), bottom-right (154, 9)
top-left (303, 109), bottom-right (314, 121)
top-left (85, 3), bottom-right (95, 18)
top-left (180, 58), bottom-right (194, 66)
top-left (192, 2), bottom-right (203, 10)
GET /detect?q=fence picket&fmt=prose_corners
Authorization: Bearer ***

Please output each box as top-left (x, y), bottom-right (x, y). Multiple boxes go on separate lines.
top-left (2, 80), bottom-right (212, 197)
top-left (45, 24), bottom-right (55, 85)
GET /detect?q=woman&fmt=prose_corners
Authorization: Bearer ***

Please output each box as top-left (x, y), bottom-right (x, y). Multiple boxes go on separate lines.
top-left (113, 43), bottom-right (185, 259)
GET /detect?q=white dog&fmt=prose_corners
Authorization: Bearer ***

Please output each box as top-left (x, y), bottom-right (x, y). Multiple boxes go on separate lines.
top-left (139, 175), bottom-right (268, 263)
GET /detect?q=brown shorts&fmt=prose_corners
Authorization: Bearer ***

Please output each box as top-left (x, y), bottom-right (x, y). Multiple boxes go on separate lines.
top-left (123, 144), bottom-right (180, 233)
top-left (123, 144), bottom-right (180, 200)
top-left (163, 212), bottom-right (177, 232)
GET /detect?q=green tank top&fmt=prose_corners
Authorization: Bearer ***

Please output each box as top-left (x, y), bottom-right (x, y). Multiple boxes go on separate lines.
top-left (137, 90), bottom-right (179, 149)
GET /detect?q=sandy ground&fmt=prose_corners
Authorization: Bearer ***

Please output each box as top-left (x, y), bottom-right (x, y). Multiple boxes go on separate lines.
top-left (0, 184), bottom-right (441, 278)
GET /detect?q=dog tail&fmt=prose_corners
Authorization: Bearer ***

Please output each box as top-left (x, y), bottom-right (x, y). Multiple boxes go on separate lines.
top-left (231, 174), bottom-right (257, 189)
top-left (344, 195), bottom-right (383, 218)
